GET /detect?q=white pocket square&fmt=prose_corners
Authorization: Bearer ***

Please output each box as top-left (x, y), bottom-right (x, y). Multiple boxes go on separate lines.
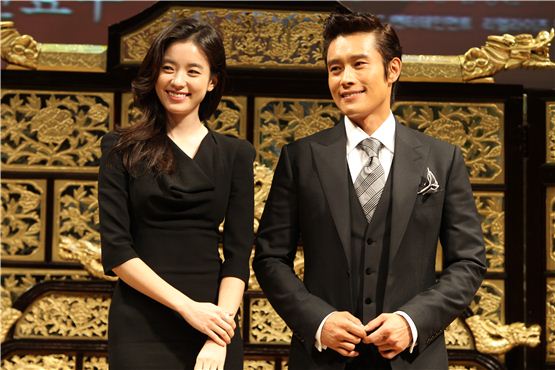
top-left (417, 167), bottom-right (439, 195)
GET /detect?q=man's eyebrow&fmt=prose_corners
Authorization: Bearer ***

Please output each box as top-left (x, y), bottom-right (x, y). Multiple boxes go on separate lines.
top-left (327, 54), bottom-right (370, 65)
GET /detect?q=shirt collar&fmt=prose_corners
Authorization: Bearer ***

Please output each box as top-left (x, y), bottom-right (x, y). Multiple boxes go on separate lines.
top-left (345, 112), bottom-right (396, 155)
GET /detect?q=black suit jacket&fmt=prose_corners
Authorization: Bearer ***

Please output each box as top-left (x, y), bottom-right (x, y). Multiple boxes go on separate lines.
top-left (253, 119), bottom-right (486, 370)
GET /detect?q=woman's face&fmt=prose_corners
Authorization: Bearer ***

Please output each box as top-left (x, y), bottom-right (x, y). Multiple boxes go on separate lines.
top-left (155, 39), bottom-right (216, 124)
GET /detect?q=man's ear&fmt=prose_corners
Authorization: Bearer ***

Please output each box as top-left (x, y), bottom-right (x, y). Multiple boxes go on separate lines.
top-left (387, 57), bottom-right (402, 84)
top-left (207, 76), bottom-right (218, 92)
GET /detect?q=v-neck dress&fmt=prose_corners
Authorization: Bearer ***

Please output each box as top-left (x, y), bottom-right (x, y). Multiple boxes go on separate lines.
top-left (98, 131), bottom-right (255, 369)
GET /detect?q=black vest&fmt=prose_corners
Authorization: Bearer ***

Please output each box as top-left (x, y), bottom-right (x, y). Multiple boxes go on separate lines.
top-left (348, 167), bottom-right (393, 324)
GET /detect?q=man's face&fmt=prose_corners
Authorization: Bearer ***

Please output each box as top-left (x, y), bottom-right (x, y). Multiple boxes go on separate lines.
top-left (327, 32), bottom-right (399, 125)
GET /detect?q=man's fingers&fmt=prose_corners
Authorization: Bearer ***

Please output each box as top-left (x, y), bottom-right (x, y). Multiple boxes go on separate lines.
top-left (344, 312), bottom-right (363, 325)
top-left (366, 328), bottom-right (388, 345)
top-left (339, 330), bottom-right (362, 345)
top-left (335, 347), bottom-right (359, 357)
top-left (364, 314), bottom-right (386, 333)
top-left (337, 341), bottom-right (357, 352)
top-left (345, 321), bottom-right (366, 338)
top-left (379, 348), bottom-right (398, 360)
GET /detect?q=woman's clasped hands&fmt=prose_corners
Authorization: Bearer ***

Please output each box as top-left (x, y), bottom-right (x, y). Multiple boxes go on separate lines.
top-left (178, 299), bottom-right (236, 346)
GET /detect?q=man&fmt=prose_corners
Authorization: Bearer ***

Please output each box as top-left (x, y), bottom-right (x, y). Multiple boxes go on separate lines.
top-left (253, 12), bottom-right (486, 370)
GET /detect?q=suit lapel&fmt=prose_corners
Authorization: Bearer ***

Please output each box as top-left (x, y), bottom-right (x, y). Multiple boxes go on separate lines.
top-left (389, 123), bottom-right (430, 264)
top-left (310, 121), bottom-right (352, 272)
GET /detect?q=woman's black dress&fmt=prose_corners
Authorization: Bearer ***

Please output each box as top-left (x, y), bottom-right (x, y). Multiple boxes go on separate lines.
top-left (98, 131), bottom-right (254, 370)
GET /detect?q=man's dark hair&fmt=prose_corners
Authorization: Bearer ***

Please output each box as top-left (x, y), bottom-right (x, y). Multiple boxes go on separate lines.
top-left (323, 12), bottom-right (402, 105)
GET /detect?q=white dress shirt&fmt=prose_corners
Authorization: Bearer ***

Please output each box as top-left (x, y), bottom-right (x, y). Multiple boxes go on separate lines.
top-left (314, 112), bottom-right (418, 353)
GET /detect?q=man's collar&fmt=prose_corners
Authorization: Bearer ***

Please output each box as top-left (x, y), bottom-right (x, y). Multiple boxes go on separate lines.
top-left (344, 112), bottom-right (396, 155)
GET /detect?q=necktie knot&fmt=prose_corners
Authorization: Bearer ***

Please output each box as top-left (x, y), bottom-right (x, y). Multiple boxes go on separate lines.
top-left (359, 138), bottom-right (381, 158)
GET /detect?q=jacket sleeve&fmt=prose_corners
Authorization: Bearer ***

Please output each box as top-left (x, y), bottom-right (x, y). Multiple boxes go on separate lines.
top-left (98, 133), bottom-right (138, 276)
top-left (399, 146), bottom-right (487, 352)
top-left (253, 144), bottom-right (336, 352)
top-left (220, 140), bottom-right (256, 284)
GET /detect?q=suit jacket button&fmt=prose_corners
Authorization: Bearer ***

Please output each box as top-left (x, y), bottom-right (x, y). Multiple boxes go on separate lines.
top-left (366, 238), bottom-right (374, 245)
top-left (365, 298), bottom-right (371, 305)
top-left (365, 268), bottom-right (371, 275)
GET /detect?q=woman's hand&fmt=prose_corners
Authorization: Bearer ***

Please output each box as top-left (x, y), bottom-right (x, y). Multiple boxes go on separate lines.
top-left (178, 300), bottom-right (236, 346)
top-left (194, 339), bottom-right (227, 370)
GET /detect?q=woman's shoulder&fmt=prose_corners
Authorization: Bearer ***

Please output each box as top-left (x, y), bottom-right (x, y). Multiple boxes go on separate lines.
top-left (101, 131), bottom-right (121, 149)
top-left (211, 131), bottom-right (254, 156)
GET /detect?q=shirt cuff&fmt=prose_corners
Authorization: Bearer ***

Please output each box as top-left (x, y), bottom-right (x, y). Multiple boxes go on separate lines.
top-left (314, 312), bottom-right (335, 352)
top-left (394, 311), bottom-right (418, 353)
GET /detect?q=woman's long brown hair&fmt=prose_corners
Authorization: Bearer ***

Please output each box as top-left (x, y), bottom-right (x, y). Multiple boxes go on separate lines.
top-left (112, 18), bottom-right (227, 176)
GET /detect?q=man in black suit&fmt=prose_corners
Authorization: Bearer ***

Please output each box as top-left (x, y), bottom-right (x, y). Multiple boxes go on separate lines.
top-left (253, 12), bottom-right (486, 370)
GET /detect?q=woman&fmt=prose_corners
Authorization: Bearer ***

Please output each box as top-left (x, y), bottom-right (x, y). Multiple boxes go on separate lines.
top-left (99, 18), bottom-right (254, 370)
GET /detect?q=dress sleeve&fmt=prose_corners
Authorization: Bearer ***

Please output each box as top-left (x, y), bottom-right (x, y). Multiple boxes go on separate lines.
top-left (220, 140), bottom-right (255, 283)
top-left (98, 133), bottom-right (138, 276)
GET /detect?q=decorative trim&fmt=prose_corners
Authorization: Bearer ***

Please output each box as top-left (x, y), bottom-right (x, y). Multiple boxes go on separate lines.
top-left (120, 7), bottom-right (327, 68)
top-left (548, 187), bottom-right (555, 270)
top-left (254, 97), bottom-right (340, 169)
top-left (249, 297), bottom-right (291, 344)
top-left (13, 292), bottom-right (110, 340)
top-left (1, 90), bottom-right (113, 173)
top-left (474, 192), bottom-right (504, 273)
top-left (547, 102), bottom-right (555, 163)
top-left (1, 179), bottom-right (47, 262)
top-left (1, 354), bottom-right (76, 370)
top-left (393, 102), bottom-right (504, 184)
top-left (462, 28), bottom-right (555, 81)
top-left (548, 278), bottom-right (555, 361)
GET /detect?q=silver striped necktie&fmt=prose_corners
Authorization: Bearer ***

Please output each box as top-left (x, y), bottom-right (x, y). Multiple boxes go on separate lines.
top-left (354, 138), bottom-right (386, 223)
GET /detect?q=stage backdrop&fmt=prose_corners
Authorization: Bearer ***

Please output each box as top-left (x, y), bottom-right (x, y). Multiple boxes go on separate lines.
top-left (1, 2), bottom-right (553, 369)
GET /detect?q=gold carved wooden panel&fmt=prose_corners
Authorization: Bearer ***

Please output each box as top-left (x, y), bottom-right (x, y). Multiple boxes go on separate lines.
top-left (83, 356), bottom-right (108, 370)
top-left (1, 354), bottom-right (76, 370)
top-left (1, 90), bottom-right (113, 173)
top-left (548, 187), bottom-right (555, 270)
top-left (52, 181), bottom-right (100, 270)
top-left (1, 179), bottom-right (46, 262)
top-left (1, 268), bottom-right (90, 303)
top-left (547, 102), bottom-right (555, 163)
top-left (244, 360), bottom-right (275, 370)
top-left (121, 93), bottom-right (247, 138)
top-left (445, 318), bottom-right (474, 350)
top-left (474, 192), bottom-right (504, 273)
top-left (249, 297), bottom-right (291, 344)
top-left (13, 292), bottom-right (110, 340)
top-left (254, 97), bottom-right (340, 169)
top-left (449, 366), bottom-right (478, 370)
top-left (393, 102), bottom-right (504, 184)
top-left (471, 279), bottom-right (505, 324)
top-left (548, 278), bottom-right (555, 361)
top-left (120, 7), bottom-right (327, 68)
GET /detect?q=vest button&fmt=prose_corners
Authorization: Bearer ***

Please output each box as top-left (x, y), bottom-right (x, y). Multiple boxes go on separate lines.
top-left (366, 238), bottom-right (374, 245)
top-left (365, 268), bottom-right (371, 275)
top-left (365, 298), bottom-right (371, 305)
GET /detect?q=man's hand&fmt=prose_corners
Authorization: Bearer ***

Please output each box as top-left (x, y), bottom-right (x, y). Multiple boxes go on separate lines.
top-left (363, 313), bottom-right (412, 359)
top-left (321, 311), bottom-right (366, 357)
